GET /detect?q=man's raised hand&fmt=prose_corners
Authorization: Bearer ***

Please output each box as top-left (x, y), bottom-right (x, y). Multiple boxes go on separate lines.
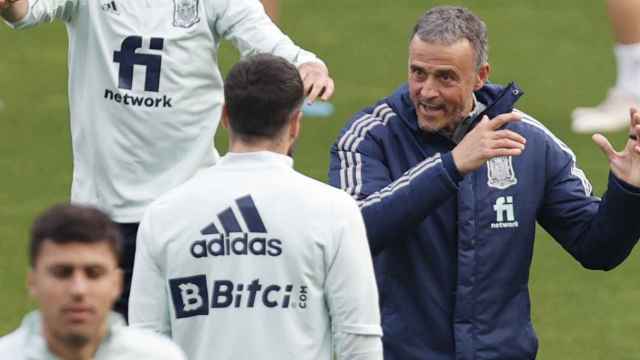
top-left (593, 108), bottom-right (640, 187)
top-left (452, 112), bottom-right (526, 175)
top-left (297, 61), bottom-right (334, 104)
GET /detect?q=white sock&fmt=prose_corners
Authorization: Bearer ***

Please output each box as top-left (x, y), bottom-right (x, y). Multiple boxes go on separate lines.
top-left (614, 43), bottom-right (640, 98)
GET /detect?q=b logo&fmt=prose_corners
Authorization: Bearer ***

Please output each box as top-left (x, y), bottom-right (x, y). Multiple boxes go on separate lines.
top-left (179, 283), bottom-right (205, 312)
top-left (113, 36), bottom-right (164, 92)
top-left (169, 275), bottom-right (209, 318)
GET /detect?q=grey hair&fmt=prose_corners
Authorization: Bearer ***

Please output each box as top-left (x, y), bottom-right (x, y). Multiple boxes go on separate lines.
top-left (411, 6), bottom-right (488, 69)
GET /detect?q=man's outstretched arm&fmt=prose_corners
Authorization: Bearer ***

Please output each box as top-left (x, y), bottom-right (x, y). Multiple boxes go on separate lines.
top-left (539, 108), bottom-right (640, 270)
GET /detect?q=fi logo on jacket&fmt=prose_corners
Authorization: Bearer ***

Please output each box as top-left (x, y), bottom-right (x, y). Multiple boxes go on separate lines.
top-left (491, 196), bottom-right (519, 229)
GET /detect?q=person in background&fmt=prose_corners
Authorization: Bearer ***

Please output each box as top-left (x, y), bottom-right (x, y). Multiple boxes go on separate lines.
top-left (0, 204), bottom-right (186, 360)
top-left (1, 0), bottom-right (334, 320)
top-left (572, 0), bottom-right (640, 133)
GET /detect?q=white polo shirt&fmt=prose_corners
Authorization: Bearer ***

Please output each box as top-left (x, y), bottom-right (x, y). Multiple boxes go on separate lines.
top-left (0, 311), bottom-right (186, 360)
top-left (5, 0), bottom-right (321, 222)
top-left (129, 151), bottom-right (383, 360)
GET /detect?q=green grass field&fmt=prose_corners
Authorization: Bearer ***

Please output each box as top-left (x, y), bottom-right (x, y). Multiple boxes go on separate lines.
top-left (1, 0), bottom-right (640, 358)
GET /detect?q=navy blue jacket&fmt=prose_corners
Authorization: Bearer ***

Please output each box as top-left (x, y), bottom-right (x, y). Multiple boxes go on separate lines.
top-left (328, 83), bottom-right (640, 360)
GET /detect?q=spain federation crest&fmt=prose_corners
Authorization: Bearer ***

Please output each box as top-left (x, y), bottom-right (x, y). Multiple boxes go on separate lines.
top-left (173, 0), bottom-right (200, 28)
top-left (487, 156), bottom-right (518, 190)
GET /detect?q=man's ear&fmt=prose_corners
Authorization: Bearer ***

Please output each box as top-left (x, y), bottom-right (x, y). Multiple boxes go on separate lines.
top-left (474, 63), bottom-right (491, 91)
top-left (113, 268), bottom-right (123, 301)
top-left (289, 110), bottom-right (302, 140)
top-left (27, 270), bottom-right (36, 297)
top-left (221, 104), bottom-right (230, 129)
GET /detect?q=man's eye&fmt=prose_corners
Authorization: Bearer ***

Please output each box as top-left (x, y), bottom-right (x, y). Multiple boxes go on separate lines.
top-left (50, 266), bottom-right (73, 279)
top-left (86, 267), bottom-right (106, 279)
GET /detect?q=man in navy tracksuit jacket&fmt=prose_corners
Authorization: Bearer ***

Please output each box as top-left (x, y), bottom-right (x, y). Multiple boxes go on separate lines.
top-left (329, 6), bottom-right (640, 360)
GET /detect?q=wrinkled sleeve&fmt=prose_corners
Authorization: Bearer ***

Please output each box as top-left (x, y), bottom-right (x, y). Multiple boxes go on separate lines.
top-left (207, 0), bottom-right (321, 67)
top-left (325, 196), bottom-right (382, 360)
top-left (4, 0), bottom-right (78, 28)
top-left (328, 104), bottom-right (460, 255)
top-left (538, 133), bottom-right (640, 270)
top-left (129, 208), bottom-right (172, 336)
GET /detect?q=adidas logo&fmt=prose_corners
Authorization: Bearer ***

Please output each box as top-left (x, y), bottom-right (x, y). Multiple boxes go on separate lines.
top-left (101, 0), bottom-right (120, 15)
top-left (190, 195), bottom-right (283, 258)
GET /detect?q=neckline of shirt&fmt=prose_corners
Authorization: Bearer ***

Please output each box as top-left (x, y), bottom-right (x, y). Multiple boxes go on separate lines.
top-left (218, 151), bottom-right (294, 169)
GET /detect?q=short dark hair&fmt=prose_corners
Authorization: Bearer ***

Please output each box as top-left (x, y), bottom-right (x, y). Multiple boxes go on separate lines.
top-left (412, 6), bottom-right (488, 70)
top-left (224, 54), bottom-right (304, 141)
top-left (30, 204), bottom-right (122, 267)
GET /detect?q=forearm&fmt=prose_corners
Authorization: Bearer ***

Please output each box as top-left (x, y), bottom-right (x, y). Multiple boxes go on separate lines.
top-left (582, 174), bottom-right (640, 269)
top-left (555, 173), bottom-right (640, 270)
top-left (360, 153), bottom-right (459, 255)
top-left (1, 0), bottom-right (28, 23)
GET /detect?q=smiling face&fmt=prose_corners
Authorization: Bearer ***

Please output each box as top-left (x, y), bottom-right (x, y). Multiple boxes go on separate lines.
top-left (408, 36), bottom-right (489, 133)
top-left (28, 240), bottom-right (122, 347)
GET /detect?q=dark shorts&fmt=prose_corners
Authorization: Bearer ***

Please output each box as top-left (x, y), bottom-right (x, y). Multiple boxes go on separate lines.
top-left (114, 222), bottom-right (140, 322)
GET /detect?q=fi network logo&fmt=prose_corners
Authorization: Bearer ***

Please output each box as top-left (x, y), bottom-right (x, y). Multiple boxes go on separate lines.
top-left (105, 36), bottom-right (173, 108)
top-left (113, 36), bottom-right (164, 92)
top-left (191, 195), bottom-right (282, 258)
top-left (491, 196), bottom-right (519, 229)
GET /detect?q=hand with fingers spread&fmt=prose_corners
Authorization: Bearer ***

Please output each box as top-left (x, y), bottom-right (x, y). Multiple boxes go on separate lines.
top-left (452, 112), bottom-right (526, 175)
top-left (593, 107), bottom-right (640, 187)
top-left (297, 61), bottom-right (335, 103)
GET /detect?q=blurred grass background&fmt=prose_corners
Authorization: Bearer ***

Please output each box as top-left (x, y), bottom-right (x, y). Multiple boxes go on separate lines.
top-left (1, 0), bottom-right (639, 358)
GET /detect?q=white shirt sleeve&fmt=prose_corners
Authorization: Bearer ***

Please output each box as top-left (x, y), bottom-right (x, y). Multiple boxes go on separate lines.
top-left (206, 0), bottom-right (322, 67)
top-left (4, 0), bottom-right (79, 29)
top-left (325, 196), bottom-right (383, 360)
top-left (129, 208), bottom-right (172, 336)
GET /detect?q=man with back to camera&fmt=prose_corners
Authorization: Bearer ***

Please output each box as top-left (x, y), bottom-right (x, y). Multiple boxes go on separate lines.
top-left (329, 5), bottom-right (640, 359)
top-left (0, 0), bottom-right (334, 320)
top-left (0, 203), bottom-right (186, 360)
top-left (128, 54), bottom-right (382, 360)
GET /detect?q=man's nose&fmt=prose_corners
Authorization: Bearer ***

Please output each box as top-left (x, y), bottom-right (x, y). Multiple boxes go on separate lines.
top-left (68, 272), bottom-right (89, 297)
top-left (420, 77), bottom-right (439, 98)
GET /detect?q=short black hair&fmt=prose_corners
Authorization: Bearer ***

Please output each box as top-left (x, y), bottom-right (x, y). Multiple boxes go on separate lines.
top-left (224, 53), bottom-right (304, 141)
top-left (30, 204), bottom-right (122, 267)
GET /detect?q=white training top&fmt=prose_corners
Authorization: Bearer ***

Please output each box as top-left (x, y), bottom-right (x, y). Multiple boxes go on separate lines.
top-left (0, 311), bottom-right (186, 360)
top-left (129, 151), bottom-right (383, 360)
top-left (5, 0), bottom-right (320, 222)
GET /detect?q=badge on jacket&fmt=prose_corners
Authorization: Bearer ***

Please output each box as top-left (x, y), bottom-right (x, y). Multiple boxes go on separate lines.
top-left (173, 0), bottom-right (200, 28)
top-left (487, 156), bottom-right (517, 190)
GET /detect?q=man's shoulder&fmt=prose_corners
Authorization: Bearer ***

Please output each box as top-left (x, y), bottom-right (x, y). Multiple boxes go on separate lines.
top-left (337, 84), bottom-right (413, 146)
top-left (147, 166), bottom-right (217, 210)
top-left (288, 170), bottom-right (359, 208)
top-left (0, 326), bottom-right (27, 359)
top-left (346, 86), bottom-right (408, 125)
top-left (511, 109), bottom-right (566, 144)
top-left (109, 326), bottom-right (185, 359)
